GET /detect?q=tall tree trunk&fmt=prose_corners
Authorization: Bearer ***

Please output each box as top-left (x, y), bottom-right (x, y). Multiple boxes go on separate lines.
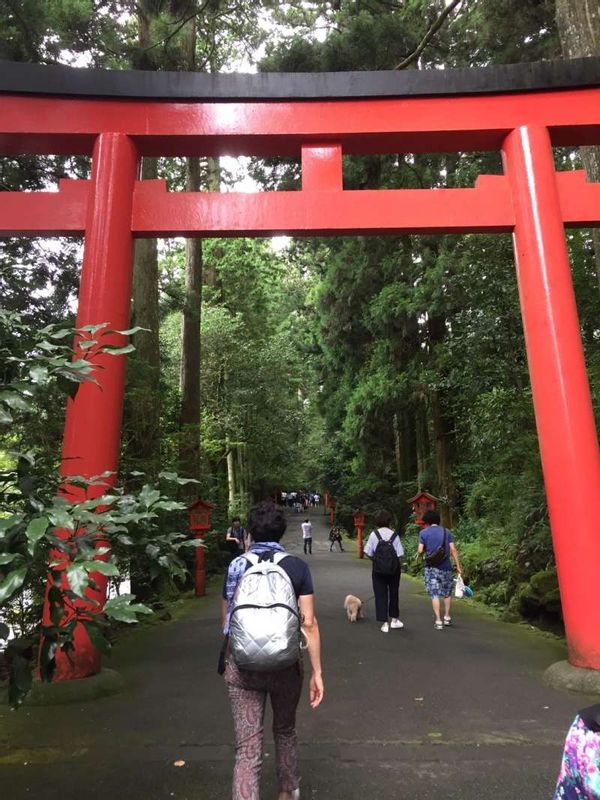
top-left (556, 0), bottom-right (600, 291)
top-left (237, 443), bottom-right (246, 500)
top-left (226, 442), bottom-right (236, 513)
top-left (415, 400), bottom-right (429, 492)
top-left (179, 157), bottom-right (203, 485)
top-left (427, 308), bottom-right (455, 526)
top-left (178, 16), bottom-right (203, 490)
top-left (129, 157), bottom-right (161, 478)
top-left (392, 412), bottom-right (403, 489)
top-left (431, 390), bottom-right (455, 527)
top-left (129, 9), bottom-right (161, 601)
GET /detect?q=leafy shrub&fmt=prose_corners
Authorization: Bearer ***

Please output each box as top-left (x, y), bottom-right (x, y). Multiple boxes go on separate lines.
top-left (0, 313), bottom-right (203, 706)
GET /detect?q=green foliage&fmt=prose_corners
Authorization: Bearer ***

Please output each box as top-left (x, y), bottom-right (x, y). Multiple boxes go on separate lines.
top-left (0, 314), bottom-right (200, 707)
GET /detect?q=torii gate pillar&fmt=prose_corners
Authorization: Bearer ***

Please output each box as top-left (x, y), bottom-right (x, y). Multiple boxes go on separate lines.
top-left (503, 125), bottom-right (600, 670)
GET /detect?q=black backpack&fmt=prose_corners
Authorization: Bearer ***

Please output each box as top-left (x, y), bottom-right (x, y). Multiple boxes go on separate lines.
top-left (372, 531), bottom-right (399, 575)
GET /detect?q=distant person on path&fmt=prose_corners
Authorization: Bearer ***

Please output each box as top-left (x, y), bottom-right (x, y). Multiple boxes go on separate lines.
top-left (301, 518), bottom-right (313, 555)
top-left (328, 526), bottom-right (344, 552)
top-left (364, 510), bottom-right (404, 633)
top-left (221, 502), bottom-right (324, 800)
top-left (554, 704), bottom-right (600, 799)
top-left (225, 517), bottom-right (247, 560)
top-left (418, 509), bottom-right (463, 630)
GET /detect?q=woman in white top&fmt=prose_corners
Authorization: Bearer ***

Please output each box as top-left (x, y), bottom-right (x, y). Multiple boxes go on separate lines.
top-left (363, 510), bottom-right (404, 633)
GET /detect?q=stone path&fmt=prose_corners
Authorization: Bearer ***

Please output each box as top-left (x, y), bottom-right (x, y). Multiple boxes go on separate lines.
top-left (0, 507), bottom-right (593, 800)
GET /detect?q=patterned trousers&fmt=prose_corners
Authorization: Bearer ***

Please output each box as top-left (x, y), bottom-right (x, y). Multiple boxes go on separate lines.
top-left (225, 659), bottom-right (303, 800)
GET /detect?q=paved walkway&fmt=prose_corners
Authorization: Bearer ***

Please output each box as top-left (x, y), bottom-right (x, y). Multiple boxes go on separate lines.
top-left (0, 508), bottom-right (593, 799)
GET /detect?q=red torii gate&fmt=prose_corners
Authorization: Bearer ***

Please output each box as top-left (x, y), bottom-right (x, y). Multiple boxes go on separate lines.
top-left (1, 58), bottom-right (599, 681)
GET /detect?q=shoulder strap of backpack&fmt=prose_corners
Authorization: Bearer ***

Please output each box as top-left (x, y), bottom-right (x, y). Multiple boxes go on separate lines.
top-left (374, 531), bottom-right (382, 542)
top-left (389, 531), bottom-right (398, 544)
top-left (272, 552), bottom-right (290, 565)
top-left (244, 552), bottom-right (260, 566)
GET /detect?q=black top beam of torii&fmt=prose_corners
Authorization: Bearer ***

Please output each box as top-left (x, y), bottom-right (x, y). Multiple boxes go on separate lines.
top-left (0, 56), bottom-right (599, 100)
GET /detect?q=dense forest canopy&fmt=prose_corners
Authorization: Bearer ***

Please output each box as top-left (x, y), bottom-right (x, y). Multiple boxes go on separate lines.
top-left (1, 0), bottom-right (599, 696)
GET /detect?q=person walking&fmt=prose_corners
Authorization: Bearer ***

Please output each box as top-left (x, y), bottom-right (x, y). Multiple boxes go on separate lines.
top-left (554, 704), bottom-right (600, 798)
top-left (417, 508), bottom-right (463, 630)
top-left (364, 510), bottom-right (404, 633)
top-left (221, 502), bottom-right (324, 800)
top-left (225, 517), bottom-right (247, 561)
top-left (328, 526), bottom-right (344, 552)
top-left (301, 518), bottom-right (312, 555)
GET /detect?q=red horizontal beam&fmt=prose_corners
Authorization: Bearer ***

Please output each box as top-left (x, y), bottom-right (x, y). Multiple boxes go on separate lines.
top-left (0, 179), bottom-right (88, 236)
top-left (0, 172), bottom-right (598, 238)
top-left (132, 175), bottom-right (514, 236)
top-left (1, 90), bottom-right (600, 157)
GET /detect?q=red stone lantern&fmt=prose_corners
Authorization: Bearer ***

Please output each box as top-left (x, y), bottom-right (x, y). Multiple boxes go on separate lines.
top-left (353, 509), bottom-right (365, 559)
top-left (188, 498), bottom-right (215, 597)
top-left (408, 491), bottom-right (438, 528)
top-left (328, 496), bottom-right (337, 525)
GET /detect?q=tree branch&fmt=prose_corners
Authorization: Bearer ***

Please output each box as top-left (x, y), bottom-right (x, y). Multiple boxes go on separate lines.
top-left (395, 0), bottom-right (463, 70)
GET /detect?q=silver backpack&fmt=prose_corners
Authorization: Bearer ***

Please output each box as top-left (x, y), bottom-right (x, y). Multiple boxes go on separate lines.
top-left (229, 551), bottom-right (301, 671)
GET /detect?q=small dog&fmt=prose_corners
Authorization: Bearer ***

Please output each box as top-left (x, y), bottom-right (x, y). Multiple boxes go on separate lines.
top-left (344, 594), bottom-right (364, 623)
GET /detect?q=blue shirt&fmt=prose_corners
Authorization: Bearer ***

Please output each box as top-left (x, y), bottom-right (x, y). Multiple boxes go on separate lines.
top-left (419, 525), bottom-right (454, 571)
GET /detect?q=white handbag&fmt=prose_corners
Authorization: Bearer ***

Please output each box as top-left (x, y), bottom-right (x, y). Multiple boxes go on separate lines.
top-left (454, 574), bottom-right (465, 599)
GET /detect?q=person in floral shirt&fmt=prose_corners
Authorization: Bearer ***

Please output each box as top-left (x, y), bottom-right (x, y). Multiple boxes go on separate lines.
top-left (554, 704), bottom-right (600, 799)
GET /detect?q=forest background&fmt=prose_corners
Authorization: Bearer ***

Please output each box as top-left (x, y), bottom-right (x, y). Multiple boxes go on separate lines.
top-left (0, 0), bottom-right (599, 655)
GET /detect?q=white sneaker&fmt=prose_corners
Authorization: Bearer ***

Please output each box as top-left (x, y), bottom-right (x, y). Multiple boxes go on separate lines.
top-left (380, 622), bottom-right (390, 633)
top-left (390, 619), bottom-right (404, 629)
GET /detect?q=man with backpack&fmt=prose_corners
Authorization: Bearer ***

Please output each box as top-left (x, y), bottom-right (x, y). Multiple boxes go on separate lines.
top-left (363, 510), bottom-right (404, 633)
top-left (418, 508), bottom-right (463, 630)
top-left (221, 501), bottom-right (324, 800)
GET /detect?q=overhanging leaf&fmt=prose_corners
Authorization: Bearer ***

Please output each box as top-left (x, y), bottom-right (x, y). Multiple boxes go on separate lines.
top-left (48, 586), bottom-right (65, 627)
top-left (0, 552), bottom-right (21, 565)
top-left (82, 620), bottom-right (111, 656)
top-left (66, 564), bottom-right (89, 597)
top-left (102, 345), bottom-right (136, 356)
top-left (84, 560), bottom-right (119, 577)
top-left (25, 516), bottom-right (49, 554)
top-left (29, 365), bottom-right (49, 383)
top-left (104, 595), bottom-right (152, 624)
top-left (77, 323), bottom-right (108, 335)
top-left (0, 567), bottom-right (27, 605)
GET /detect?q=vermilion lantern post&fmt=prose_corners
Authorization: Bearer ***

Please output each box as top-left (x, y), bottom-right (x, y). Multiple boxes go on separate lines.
top-left (353, 509), bottom-right (365, 559)
top-left (329, 496), bottom-right (337, 526)
top-left (188, 499), bottom-right (214, 598)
